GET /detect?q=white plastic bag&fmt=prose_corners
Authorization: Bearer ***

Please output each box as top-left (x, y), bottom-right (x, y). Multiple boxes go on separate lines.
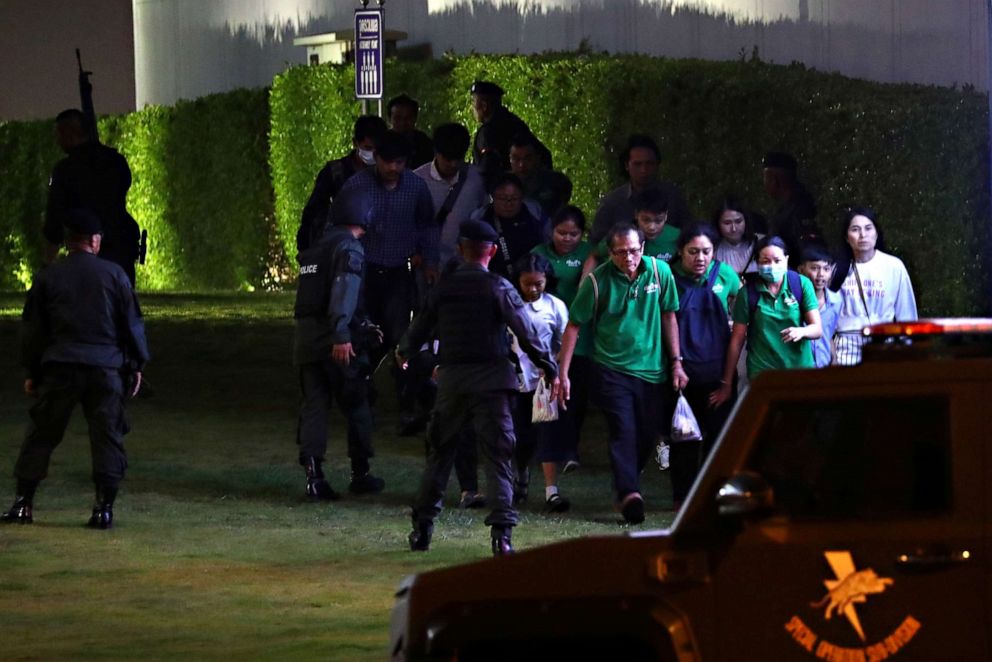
top-left (670, 392), bottom-right (702, 443)
top-left (531, 379), bottom-right (559, 423)
top-left (655, 437), bottom-right (670, 470)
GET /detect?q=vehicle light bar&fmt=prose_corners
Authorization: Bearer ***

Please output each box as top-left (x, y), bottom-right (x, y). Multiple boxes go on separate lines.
top-left (865, 318), bottom-right (992, 337)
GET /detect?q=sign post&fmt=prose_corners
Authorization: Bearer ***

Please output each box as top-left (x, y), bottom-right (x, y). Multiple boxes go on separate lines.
top-left (355, 4), bottom-right (384, 115)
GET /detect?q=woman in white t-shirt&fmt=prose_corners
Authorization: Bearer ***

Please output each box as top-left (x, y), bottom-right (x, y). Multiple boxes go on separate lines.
top-left (830, 206), bottom-right (918, 365)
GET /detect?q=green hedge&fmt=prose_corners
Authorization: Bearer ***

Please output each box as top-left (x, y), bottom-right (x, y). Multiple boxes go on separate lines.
top-left (1, 87), bottom-right (274, 291)
top-left (271, 54), bottom-right (990, 315)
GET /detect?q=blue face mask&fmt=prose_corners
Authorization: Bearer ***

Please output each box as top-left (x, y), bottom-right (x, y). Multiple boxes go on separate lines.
top-left (758, 264), bottom-right (787, 284)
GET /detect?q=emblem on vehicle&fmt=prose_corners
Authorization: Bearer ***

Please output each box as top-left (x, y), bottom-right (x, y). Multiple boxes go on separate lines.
top-left (813, 551), bottom-right (893, 641)
top-left (784, 551), bottom-right (921, 659)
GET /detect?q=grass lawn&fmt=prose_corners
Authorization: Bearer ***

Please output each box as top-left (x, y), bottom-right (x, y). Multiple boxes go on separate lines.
top-left (0, 292), bottom-right (676, 661)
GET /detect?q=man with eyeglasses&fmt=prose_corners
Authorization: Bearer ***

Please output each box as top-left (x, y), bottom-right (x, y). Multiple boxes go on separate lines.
top-left (558, 223), bottom-right (688, 524)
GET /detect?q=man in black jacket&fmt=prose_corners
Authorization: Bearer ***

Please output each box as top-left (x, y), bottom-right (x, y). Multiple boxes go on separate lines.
top-left (470, 80), bottom-right (532, 189)
top-left (2, 209), bottom-right (149, 529)
top-left (294, 188), bottom-right (385, 501)
top-left (397, 220), bottom-right (559, 557)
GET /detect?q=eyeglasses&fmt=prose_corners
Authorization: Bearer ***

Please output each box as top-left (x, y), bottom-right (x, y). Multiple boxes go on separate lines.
top-left (493, 195), bottom-right (521, 204)
top-left (611, 246), bottom-right (643, 257)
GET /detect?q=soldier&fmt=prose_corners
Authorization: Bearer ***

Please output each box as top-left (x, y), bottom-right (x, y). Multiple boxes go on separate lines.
top-left (470, 80), bottom-right (532, 189)
top-left (294, 189), bottom-right (386, 501)
top-left (2, 209), bottom-right (148, 529)
top-left (298, 115), bottom-right (388, 253)
top-left (398, 220), bottom-right (559, 557)
top-left (44, 109), bottom-right (141, 285)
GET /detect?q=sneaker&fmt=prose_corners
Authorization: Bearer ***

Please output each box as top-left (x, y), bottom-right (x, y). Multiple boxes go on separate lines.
top-left (620, 492), bottom-right (645, 525)
top-left (458, 491), bottom-right (487, 509)
top-left (544, 493), bottom-right (570, 514)
top-left (349, 472), bottom-right (385, 495)
top-left (561, 460), bottom-right (580, 475)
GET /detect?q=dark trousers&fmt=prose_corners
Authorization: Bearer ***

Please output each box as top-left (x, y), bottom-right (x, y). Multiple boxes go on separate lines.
top-left (15, 363), bottom-right (129, 487)
top-left (668, 379), bottom-right (736, 503)
top-left (511, 390), bottom-right (540, 486)
top-left (552, 354), bottom-right (592, 463)
top-left (296, 357), bottom-right (374, 473)
top-left (364, 264), bottom-right (417, 410)
top-left (591, 363), bottom-right (663, 500)
top-left (413, 387), bottom-right (518, 531)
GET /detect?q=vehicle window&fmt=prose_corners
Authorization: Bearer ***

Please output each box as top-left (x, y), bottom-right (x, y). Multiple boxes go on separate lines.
top-left (747, 397), bottom-right (951, 519)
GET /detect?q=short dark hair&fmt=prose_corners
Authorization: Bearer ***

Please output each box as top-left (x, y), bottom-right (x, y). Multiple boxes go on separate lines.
top-left (631, 188), bottom-right (668, 215)
top-left (354, 115), bottom-right (388, 143)
top-left (489, 172), bottom-right (524, 195)
top-left (387, 94), bottom-right (419, 116)
top-left (619, 134), bottom-right (661, 178)
top-left (551, 205), bottom-right (586, 232)
top-left (375, 129), bottom-right (412, 160)
top-left (510, 131), bottom-right (554, 169)
top-left (799, 244), bottom-right (835, 265)
top-left (432, 123), bottom-right (470, 160)
top-left (55, 108), bottom-right (85, 124)
top-left (606, 223), bottom-right (644, 250)
top-left (676, 222), bottom-right (720, 251)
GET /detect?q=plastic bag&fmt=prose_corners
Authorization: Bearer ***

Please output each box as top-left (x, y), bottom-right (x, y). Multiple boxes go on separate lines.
top-left (671, 392), bottom-right (702, 443)
top-left (655, 437), bottom-right (670, 470)
top-left (531, 379), bottom-right (559, 423)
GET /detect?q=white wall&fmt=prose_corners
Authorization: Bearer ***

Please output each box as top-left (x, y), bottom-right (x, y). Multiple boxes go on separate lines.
top-left (133, 0), bottom-right (991, 109)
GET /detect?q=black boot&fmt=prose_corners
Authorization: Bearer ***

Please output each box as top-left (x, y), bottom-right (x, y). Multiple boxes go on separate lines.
top-left (87, 485), bottom-right (118, 530)
top-left (491, 528), bottom-right (514, 557)
top-left (1, 480), bottom-right (38, 525)
top-left (0, 496), bottom-right (33, 524)
top-left (303, 457), bottom-right (339, 501)
top-left (408, 518), bottom-right (433, 552)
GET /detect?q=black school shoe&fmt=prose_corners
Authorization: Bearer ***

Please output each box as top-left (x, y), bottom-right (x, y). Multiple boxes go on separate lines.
top-left (544, 493), bottom-right (570, 514)
top-left (620, 492), bottom-right (645, 525)
top-left (409, 520), bottom-right (433, 551)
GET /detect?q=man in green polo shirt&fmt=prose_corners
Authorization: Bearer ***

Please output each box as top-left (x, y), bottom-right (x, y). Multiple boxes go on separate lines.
top-left (559, 223), bottom-right (687, 524)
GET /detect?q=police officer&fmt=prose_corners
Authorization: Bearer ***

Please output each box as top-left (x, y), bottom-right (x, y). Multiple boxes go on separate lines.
top-left (294, 188), bottom-right (385, 501)
top-left (397, 220), bottom-right (559, 557)
top-left (470, 81), bottom-right (533, 189)
top-left (44, 109), bottom-right (142, 285)
top-left (2, 209), bottom-right (149, 529)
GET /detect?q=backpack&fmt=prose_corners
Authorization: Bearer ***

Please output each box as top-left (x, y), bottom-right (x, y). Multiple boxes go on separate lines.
top-left (673, 261), bottom-right (730, 383)
top-left (744, 270), bottom-right (804, 321)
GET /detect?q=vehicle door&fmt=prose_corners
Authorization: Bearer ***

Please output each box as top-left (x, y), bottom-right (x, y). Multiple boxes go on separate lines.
top-left (711, 381), bottom-right (986, 661)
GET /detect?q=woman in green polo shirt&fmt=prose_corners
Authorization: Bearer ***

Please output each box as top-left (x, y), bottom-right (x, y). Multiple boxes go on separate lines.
top-left (711, 236), bottom-right (822, 407)
top-left (669, 223), bottom-right (740, 507)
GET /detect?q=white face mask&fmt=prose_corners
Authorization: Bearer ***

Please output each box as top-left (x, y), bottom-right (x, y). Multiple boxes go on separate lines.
top-left (358, 148), bottom-right (375, 165)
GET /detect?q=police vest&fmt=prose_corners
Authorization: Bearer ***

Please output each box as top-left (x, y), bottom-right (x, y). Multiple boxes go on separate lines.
top-left (294, 230), bottom-right (357, 319)
top-left (435, 268), bottom-right (510, 364)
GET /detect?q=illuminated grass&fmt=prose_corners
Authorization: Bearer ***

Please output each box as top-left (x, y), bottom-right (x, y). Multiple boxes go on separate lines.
top-left (0, 293), bottom-right (676, 660)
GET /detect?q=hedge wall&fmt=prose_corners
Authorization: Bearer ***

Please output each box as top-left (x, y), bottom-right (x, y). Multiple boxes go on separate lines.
top-left (271, 54), bottom-right (990, 316)
top-left (0, 87), bottom-right (274, 291)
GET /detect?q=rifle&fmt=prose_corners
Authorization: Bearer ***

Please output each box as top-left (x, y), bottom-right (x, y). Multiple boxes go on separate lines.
top-left (75, 48), bottom-right (100, 143)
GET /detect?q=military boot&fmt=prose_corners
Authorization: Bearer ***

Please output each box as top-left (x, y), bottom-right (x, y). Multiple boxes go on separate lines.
top-left (87, 485), bottom-right (118, 530)
top-left (408, 518), bottom-right (433, 552)
top-left (491, 527), bottom-right (514, 557)
top-left (304, 457), bottom-right (339, 501)
top-left (0, 496), bottom-right (34, 524)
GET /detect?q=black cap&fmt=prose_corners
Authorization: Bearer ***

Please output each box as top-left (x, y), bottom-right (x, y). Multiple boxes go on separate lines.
top-left (470, 80), bottom-right (504, 98)
top-left (64, 209), bottom-right (103, 235)
top-left (762, 151), bottom-right (798, 172)
top-left (331, 188), bottom-right (373, 229)
top-left (459, 219), bottom-right (499, 243)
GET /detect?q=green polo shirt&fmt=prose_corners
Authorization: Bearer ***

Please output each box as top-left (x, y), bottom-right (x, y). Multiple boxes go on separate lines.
top-left (671, 260), bottom-right (741, 314)
top-left (595, 225), bottom-right (680, 263)
top-left (530, 241), bottom-right (591, 308)
top-left (732, 272), bottom-right (818, 377)
top-left (569, 256), bottom-right (679, 383)
top-left (532, 241), bottom-right (595, 357)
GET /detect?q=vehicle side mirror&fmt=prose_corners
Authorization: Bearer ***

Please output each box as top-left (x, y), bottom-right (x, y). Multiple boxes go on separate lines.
top-left (716, 471), bottom-right (774, 517)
